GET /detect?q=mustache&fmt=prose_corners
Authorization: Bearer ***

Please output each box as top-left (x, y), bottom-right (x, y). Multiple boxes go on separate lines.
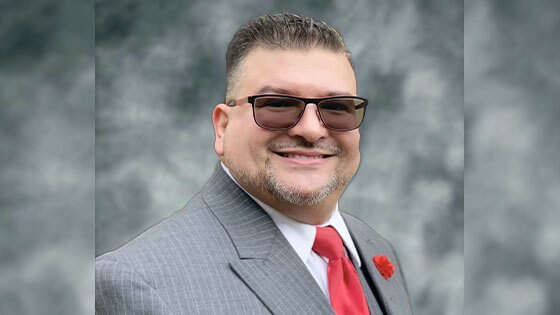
top-left (267, 139), bottom-right (343, 156)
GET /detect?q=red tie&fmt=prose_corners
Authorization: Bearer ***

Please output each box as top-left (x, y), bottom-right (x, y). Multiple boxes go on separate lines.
top-left (313, 226), bottom-right (370, 315)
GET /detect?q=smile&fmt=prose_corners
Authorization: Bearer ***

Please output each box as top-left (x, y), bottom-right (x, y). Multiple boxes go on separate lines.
top-left (277, 153), bottom-right (329, 159)
top-left (272, 148), bottom-right (337, 161)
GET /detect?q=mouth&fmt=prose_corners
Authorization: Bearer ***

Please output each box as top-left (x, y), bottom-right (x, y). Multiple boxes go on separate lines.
top-left (273, 151), bottom-right (335, 159)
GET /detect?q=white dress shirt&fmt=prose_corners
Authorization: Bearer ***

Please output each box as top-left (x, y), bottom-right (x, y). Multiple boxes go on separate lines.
top-left (221, 163), bottom-right (362, 298)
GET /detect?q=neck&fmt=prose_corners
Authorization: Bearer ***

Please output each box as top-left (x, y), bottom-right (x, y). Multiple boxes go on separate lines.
top-left (256, 192), bottom-right (339, 225)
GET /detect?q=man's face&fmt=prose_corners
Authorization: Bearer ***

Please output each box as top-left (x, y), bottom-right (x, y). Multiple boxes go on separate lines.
top-left (213, 48), bottom-right (361, 220)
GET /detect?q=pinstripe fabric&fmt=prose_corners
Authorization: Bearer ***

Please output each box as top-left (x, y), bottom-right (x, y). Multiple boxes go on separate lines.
top-left (95, 163), bottom-right (412, 314)
top-left (344, 213), bottom-right (414, 314)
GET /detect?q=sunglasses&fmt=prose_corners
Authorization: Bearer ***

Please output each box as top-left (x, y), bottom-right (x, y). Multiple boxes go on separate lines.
top-left (226, 94), bottom-right (368, 132)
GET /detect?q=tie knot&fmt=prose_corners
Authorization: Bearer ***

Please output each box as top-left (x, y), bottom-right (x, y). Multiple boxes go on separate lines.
top-left (312, 226), bottom-right (345, 260)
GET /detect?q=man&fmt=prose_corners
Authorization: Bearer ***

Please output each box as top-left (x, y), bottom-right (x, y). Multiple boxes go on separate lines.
top-left (96, 12), bottom-right (412, 314)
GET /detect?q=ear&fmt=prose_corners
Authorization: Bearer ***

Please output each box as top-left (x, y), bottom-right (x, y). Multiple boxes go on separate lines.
top-left (212, 103), bottom-right (230, 157)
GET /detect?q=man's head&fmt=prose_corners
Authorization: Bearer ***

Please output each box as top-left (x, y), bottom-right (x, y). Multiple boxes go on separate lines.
top-left (213, 13), bottom-right (363, 224)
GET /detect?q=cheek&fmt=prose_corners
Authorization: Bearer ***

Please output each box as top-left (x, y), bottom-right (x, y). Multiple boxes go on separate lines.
top-left (341, 133), bottom-right (361, 169)
top-left (224, 127), bottom-right (245, 157)
top-left (224, 122), bottom-right (269, 163)
top-left (342, 132), bottom-right (360, 156)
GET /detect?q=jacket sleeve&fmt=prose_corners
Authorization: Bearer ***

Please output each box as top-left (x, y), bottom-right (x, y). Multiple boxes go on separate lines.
top-left (95, 257), bottom-right (173, 315)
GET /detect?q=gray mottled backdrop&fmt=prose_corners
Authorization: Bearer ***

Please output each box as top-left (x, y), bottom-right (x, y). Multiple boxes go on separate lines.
top-left (95, 1), bottom-right (463, 315)
top-left (465, 0), bottom-right (560, 314)
top-left (2, 0), bottom-right (559, 314)
top-left (0, 0), bottom-right (94, 314)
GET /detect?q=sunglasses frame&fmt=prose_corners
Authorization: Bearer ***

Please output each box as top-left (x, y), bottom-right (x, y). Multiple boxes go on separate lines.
top-left (226, 94), bottom-right (368, 132)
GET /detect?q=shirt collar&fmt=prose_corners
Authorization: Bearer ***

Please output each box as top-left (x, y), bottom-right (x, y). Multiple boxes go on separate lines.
top-left (220, 162), bottom-right (362, 267)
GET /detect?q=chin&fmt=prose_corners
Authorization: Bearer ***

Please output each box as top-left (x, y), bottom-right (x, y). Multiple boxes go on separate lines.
top-left (279, 178), bottom-right (329, 191)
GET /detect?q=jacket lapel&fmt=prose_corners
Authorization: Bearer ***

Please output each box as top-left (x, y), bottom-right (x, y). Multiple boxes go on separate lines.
top-left (355, 261), bottom-right (384, 314)
top-left (202, 165), bottom-right (334, 315)
top-left (229, 237), bottom-right (334, 315)
top-left (344, 214), bottom-right (413, 315)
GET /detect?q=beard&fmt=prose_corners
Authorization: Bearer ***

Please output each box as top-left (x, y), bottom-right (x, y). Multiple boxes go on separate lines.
top-left (226, 156), bottom-right (349, 207)
top-left (264, 158), bottom-right (348, 206)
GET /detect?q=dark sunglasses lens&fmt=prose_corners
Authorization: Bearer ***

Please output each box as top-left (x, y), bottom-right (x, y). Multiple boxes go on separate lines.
top-left (254, 97), bottom-right (304, 130)
top-left (318, 98), bottom-right (366, 131)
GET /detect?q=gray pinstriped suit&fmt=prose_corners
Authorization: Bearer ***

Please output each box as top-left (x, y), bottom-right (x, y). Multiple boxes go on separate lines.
top-left (95, 164), bottom-right (412, 314)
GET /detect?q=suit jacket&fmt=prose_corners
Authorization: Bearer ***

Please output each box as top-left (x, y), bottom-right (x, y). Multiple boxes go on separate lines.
top-left (96, 164), bottom-right (412, 314)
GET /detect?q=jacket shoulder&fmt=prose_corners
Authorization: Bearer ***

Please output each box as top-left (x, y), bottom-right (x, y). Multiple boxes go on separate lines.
top-left (96, 192), bottom-right (232, 266)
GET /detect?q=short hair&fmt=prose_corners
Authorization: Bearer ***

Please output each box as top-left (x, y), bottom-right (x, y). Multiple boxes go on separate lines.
top-left (225, 12), bottom-right (353, 101)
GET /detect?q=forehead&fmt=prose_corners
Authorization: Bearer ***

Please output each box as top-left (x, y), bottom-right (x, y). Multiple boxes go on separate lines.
top-left (236, 48), bottom-right (357, 98)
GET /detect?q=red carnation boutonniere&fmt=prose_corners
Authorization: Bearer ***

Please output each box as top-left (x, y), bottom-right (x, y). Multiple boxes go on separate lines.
top-left (373, 255), bottom-right (395, 279)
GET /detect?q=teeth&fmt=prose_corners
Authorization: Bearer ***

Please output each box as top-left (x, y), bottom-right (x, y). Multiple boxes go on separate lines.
top-left (282, 153), bottom-right (324, 159)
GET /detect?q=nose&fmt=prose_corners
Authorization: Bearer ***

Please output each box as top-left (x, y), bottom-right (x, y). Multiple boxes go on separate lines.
top-left (286, 103), bottom-right (329, 142)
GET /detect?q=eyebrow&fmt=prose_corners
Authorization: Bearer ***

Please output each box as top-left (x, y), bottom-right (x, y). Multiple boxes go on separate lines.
top-left (255, 85), bottom-right (353, 97)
